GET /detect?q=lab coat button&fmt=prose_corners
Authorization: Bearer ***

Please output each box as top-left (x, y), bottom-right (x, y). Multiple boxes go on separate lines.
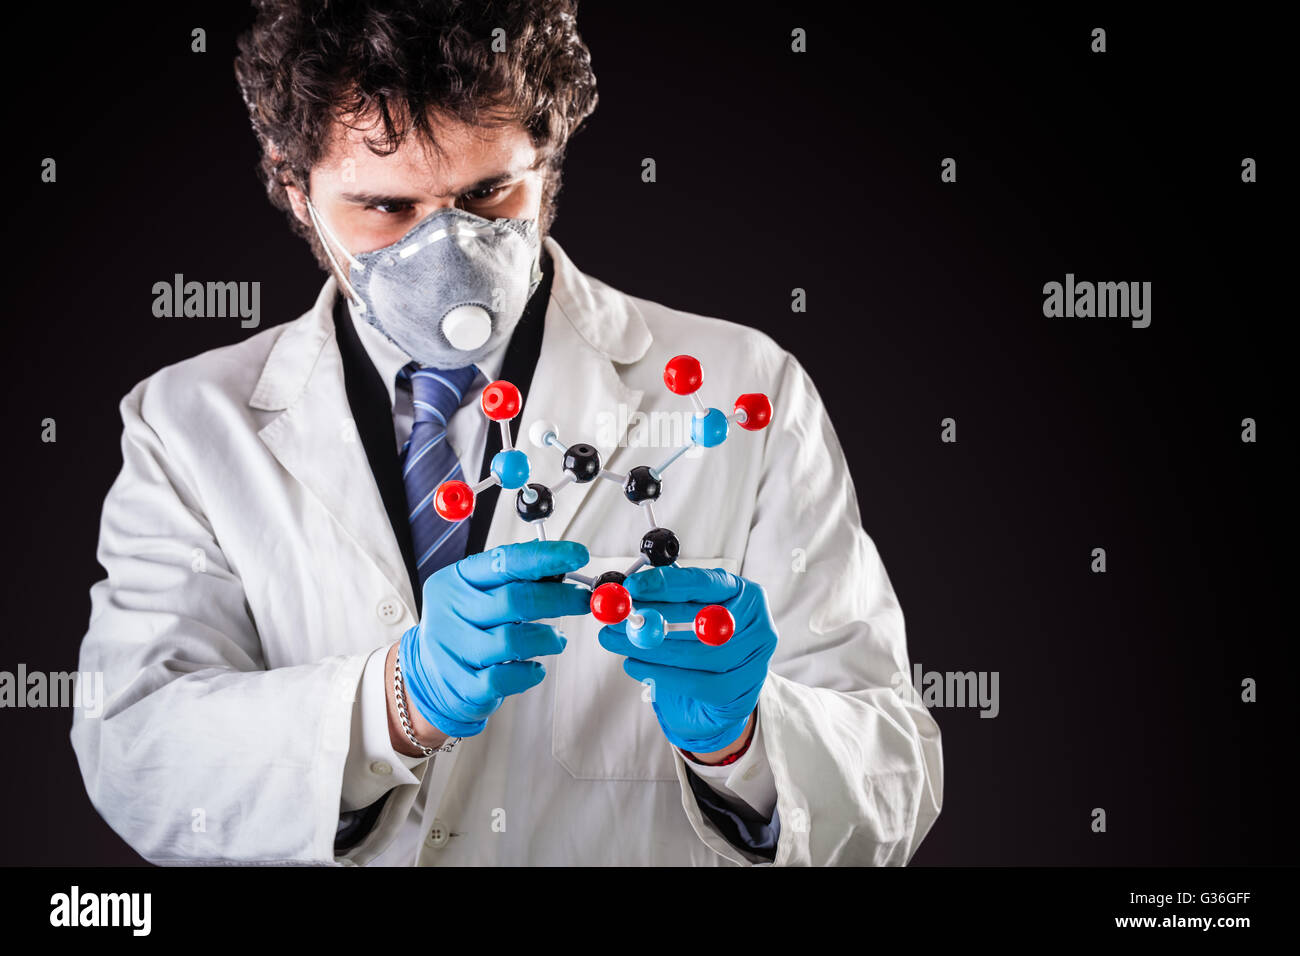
top-left (370, 760), bottom-right (392, 776)
top-left (742, 764), bottom-right (760, 781)
top-left (425, 818), bottom-right (450, 848)
top-left (376, 598), bottom-right (404, 624)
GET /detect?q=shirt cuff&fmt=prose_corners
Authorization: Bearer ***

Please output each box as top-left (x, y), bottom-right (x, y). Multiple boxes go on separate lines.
top-left (340, 644), bottom-right (427, 813)
top-left (675, 709), bottom-right (777, 819)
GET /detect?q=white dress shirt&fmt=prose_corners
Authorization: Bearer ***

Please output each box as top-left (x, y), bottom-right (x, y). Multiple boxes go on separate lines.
top-left (336, 299), bottom-right (779, 853)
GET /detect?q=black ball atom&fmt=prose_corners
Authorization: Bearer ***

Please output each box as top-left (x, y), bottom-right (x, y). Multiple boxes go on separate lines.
top-left (623, 465), bottom-right (662, 504)
top-left (593, 570), bottom-right (626, 589)
top-left (563, 443), bottom-right (602, 483)
top-left (515, 483), bottom-right (554, 522)
top-left (640, 527), bottom-right (679, 567)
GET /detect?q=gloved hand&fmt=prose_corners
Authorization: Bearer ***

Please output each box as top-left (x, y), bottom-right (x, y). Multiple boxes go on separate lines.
top-left (597, 566), bottom-right (779, 754)
top-left (399, 539), bottom-right (591, 738)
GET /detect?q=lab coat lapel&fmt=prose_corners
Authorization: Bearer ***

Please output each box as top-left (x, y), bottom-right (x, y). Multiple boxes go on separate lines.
top-left (250, 278), bottom-right (417, 614)
top-left (483, 237), bottom-right (655, 548)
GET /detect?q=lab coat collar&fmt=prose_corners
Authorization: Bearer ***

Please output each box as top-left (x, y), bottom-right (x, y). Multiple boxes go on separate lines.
top-left (248, 277), bottom-right (336, 412)
top-left (543, 235), bottom-right (652, 364)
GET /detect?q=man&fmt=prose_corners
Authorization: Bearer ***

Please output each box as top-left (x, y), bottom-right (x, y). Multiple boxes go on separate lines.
top-left (70, 0), bottom-right (942, 866)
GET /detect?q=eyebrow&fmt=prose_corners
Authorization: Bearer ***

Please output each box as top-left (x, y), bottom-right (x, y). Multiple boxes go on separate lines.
top-left (340, 156), bottom-right (550, 206)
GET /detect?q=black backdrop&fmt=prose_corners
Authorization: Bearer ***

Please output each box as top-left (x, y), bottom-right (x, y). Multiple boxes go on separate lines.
top-left (1, 4), bottom-right (1288, 866)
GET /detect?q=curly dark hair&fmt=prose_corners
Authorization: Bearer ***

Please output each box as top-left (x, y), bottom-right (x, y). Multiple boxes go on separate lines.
top-left (234, 0), bottom-right (598, 268)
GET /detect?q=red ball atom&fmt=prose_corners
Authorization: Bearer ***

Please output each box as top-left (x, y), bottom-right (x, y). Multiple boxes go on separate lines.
top-left (590, 582), bottom-right (632, 624)
top-left (734, 393), bottom-right (772, 431)
top-left (694, 605), bottom-right (735, 646)
top-left (663, 355), bottom-right (703, 395)
top-left (433, 480), bottom-right (475, 521)
top-left (481, 380), bottom-right (521, 421)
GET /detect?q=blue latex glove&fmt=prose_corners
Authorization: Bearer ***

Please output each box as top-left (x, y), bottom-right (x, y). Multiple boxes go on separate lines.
top-left (597, 566), bottom-right (779, 753)
top-left (400, 539), bottom-right (591, 738)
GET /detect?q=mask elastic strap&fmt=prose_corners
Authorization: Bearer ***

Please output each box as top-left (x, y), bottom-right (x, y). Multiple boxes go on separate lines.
top-left (305, 196), bottom-right (365, 308)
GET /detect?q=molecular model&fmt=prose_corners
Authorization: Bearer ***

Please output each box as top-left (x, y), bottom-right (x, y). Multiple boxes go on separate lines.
top-left (432, 355), bottom-right (772, 650)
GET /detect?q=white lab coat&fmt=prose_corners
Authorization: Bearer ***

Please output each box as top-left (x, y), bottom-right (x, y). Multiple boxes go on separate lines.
top-left (70, 236), bottom-right (943, 866)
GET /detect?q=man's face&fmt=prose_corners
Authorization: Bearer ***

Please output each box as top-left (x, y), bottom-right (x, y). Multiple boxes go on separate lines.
top-left (286, 109), bottom-right (549, 272)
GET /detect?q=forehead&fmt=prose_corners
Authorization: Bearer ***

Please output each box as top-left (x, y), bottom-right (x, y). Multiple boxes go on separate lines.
top-left (314, 109), bottom-right (540, 197)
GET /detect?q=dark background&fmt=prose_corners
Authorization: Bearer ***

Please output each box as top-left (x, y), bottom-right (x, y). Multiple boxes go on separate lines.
top-left (1, 4), bottom-right (1288, 866)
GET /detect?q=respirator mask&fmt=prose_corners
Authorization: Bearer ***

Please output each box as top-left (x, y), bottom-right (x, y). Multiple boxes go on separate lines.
top-left (306, 196), bottom-right (542, 369)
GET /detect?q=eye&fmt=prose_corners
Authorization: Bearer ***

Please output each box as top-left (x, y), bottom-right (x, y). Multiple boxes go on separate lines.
top-left (367, 201), bottom-right (414, 215)
top-left (462, 184), bottom-right (507, 203)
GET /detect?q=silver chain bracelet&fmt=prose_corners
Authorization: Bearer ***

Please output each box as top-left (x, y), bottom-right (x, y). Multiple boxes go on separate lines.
top-left (394, 647), bottom-right (460, 757)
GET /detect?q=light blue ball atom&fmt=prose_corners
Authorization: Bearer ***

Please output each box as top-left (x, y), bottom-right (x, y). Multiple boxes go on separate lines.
top-left (691, 408), bottom-right (729, 448)
top-left (491, 449), bottom-right (531, 489)
top-left (627, 608), bottom-right (666, 649)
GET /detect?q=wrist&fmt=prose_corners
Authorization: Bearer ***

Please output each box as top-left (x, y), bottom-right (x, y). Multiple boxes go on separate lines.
top-left (686, 710), bottom-right (756, 766)
top-left (397, 625), bottom-right (487, 740)
top-left (385, 641), bottom-right (448, 757)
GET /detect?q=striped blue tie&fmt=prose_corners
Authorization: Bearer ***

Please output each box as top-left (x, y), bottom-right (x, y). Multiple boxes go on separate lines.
top-left (399, 363), bottom-right (481, 588)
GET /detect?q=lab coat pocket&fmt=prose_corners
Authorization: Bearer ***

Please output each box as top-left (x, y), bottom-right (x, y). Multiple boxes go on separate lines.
top-left (551, 554), bottom-right (741, 781)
